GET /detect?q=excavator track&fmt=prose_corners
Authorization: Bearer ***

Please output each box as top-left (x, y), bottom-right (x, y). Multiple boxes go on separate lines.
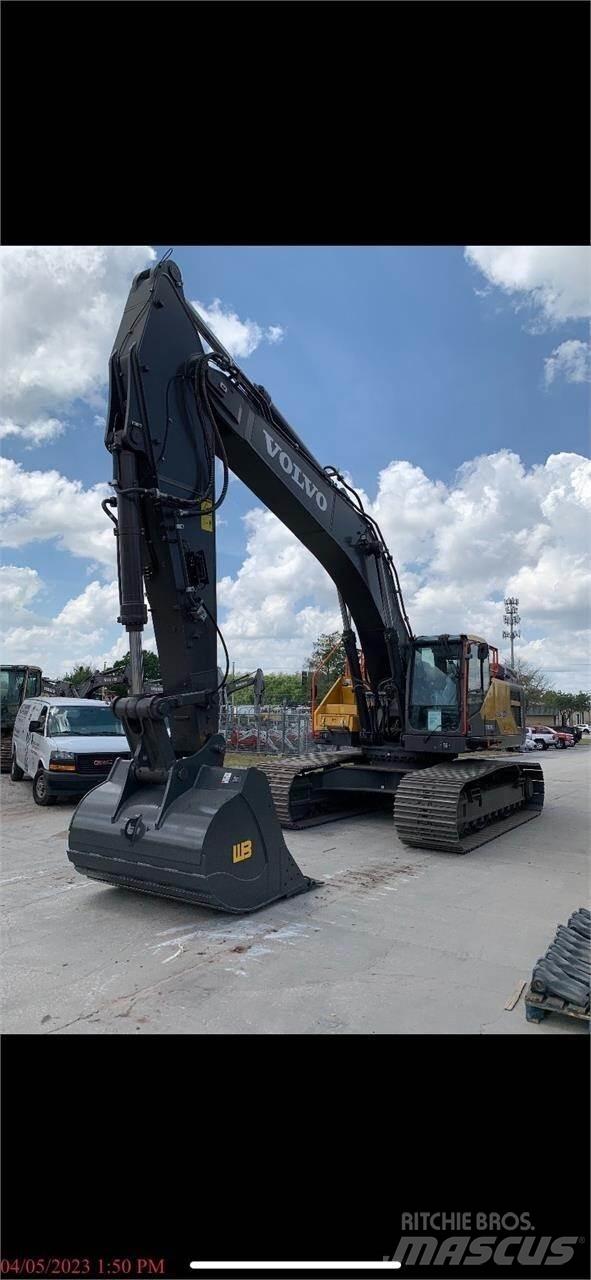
top-left (257, 750), bottom-right (364, 828)
top-left (0, 737), bottom-right (12, 773)
top-left (393, 758), bottom-right (544, 854)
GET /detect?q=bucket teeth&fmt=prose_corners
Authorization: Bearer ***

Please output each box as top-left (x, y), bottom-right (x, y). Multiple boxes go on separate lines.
top-left (556, 924), bottom-right (590, 951)
top-left (545, 945), bottom-right (590, 982)
top-left (567, 914), bottom-right (591, 941)
top-left (531, 959), bottom-right (589, 1007)
top-left (529, 908), bottom-right (591, 1011)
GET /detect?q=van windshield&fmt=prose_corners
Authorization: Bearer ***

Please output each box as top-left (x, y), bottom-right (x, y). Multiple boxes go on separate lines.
top-left (47, 704), bottom-right (126, 738)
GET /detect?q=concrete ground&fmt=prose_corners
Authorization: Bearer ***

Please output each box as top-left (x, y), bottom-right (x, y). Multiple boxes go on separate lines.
top-left (1, 747), bottom-right (589, 1034)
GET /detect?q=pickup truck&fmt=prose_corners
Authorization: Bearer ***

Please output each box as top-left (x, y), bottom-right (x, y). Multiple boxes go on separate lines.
top-left (525, 726), bottom-right (556, 750)
top-left (544, 726), bottom-right (574, 748)
top-left (560, 724), bottom-right (582, 743)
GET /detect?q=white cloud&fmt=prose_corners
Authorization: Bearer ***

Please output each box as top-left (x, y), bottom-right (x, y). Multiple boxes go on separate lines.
top-left (192, 298), bottom-right (284, 358)
top-left (217, 449), bottom-right (591, 689)
top-left (0, 245), bottom-right (155, 444)
top-left (464, 246), bottom-right (591, 324)
top-left (55, 579), bottom-right (119, 628)
top-left (0, 248), bottom-right (286, 460)
top-left (0, 416), bottom-right (65, 446)
top-left (1, 449), bottom-right (589, 688)
top-left (0, 456), bottom-right (115, 569)
top-left (0, 567), bottom-right (157, 678)
top-left (512, 630), bottom-right (591, 685)
top-left (465, 247), bottom-right (591, 388)
top-left (544, 338), bottom-right (591, 386)
top-left (0, 564), bottom-right (43, 610)
top-left (266, 325), bottom-right (285, 345)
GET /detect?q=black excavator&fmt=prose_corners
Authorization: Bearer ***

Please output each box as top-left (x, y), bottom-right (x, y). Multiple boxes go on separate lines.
top-left (42, 664), bottom-right (133, 700)
top-left (67, 256), bottom-right (544, 914)
top-left (0, 665), bottom-right (42, 771)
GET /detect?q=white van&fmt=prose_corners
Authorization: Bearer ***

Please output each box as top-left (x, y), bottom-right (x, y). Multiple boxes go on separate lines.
top-left (11, 697), bottom-right (131, 806)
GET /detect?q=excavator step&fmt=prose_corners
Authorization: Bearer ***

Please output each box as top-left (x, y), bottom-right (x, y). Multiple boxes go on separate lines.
top-left (393, 758), bottom-right (544, 853)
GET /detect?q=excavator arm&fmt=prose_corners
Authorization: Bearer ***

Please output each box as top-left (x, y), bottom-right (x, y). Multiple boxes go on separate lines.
top-left (101, 257), bottom-right (411, 779)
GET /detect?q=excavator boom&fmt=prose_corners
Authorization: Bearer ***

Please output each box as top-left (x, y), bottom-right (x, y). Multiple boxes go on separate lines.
top-left (67, 259), bottom-right (320, 912)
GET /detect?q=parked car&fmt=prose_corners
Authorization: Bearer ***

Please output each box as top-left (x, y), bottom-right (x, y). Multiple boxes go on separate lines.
top-left (522, 733), bottom-right (543, 751)
top-left (560, 724), bottom-right (582, 743)
top-left (10, 696), bottom-right (131, 805)
top-left (579, 724), bottom-right (590, 735)
top-left (525, 726), bottom-right (556, 751)
top-left (538, 725), bottom-right (574, 749)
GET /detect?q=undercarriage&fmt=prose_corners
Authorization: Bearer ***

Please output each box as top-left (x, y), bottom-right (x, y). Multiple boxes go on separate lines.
top-left (258, 750), bottom-right (545, 853)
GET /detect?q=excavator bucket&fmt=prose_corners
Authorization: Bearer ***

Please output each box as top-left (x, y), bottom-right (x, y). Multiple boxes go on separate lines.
top-left (67, 740), bottom-right (320, 914)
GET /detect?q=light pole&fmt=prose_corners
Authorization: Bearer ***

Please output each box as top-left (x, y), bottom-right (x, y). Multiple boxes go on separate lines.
top-left (503, 597), bottom-right (521, 668)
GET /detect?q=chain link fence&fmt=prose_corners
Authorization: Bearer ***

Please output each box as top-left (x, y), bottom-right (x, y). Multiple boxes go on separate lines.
top-left (219, 705), bottom-right (314, 755)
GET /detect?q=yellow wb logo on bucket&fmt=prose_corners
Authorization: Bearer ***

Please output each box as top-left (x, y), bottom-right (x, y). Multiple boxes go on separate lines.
top-left (232, 840), bottom-right (253, 864)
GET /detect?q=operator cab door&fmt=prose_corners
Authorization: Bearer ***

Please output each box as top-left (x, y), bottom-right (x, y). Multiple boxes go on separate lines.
top-left (466, 641), bottom-right (490, 733)
top-left (25, 670), bottom-right (41, 700)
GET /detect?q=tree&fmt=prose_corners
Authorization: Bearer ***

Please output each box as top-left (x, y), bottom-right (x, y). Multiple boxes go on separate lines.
top-left (63, 664), bottom-right (93, 688)
top-left (300, 631), bottom-right (347, 705)
top-left (230, 672), bottom-right (303, 706)
top-left (142, 651), bottom-right (160, 681)
top-left (502, 657), bottom-right (550, 706)
top-left (112, 649), bottom-right (160, 682)
top-left (304, 631), bottom-right (346, 682)
top-left (544, 688), bottom-right (591, 720)
top-left (572, 691), bottom-right (591, 716)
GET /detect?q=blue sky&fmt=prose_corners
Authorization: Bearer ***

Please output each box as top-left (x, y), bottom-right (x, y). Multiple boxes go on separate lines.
top-left (164, 245), bottom-right (589, 590)
top-left (1, 245), bottom-right (589, 687)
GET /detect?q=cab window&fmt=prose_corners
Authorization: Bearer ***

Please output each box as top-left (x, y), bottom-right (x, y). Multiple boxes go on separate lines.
top-left (467, 644), bottom-right (490, 698)
top-left (409, 644), bottom-right (461, 732)
top-left (0, 669), bottom-right (26, 709)
top-left (26, 672), bottom-right (41, 697)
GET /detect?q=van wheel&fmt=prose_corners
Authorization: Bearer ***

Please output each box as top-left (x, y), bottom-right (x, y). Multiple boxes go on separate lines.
top-left (10, 752), bottom-right (24, 781)
top-left (33, 769), bottom-right (56, 806)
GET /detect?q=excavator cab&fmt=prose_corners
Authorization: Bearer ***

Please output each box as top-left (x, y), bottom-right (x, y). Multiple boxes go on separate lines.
top-left (405, 635), bottom-right (525, 754)
top-left (1, 664), bottom-right (42, 771)
top-left (316, 635), bottom-right (526, 756)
